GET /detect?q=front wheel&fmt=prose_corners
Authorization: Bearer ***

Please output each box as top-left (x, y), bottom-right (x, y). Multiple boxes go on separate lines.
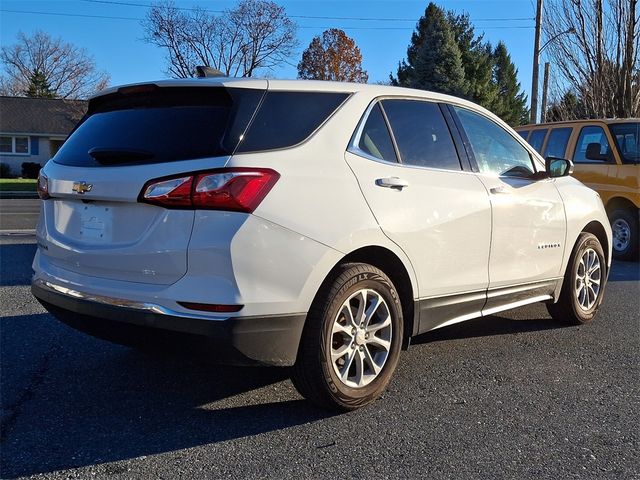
top-left (291, 263), bottom-right (404, 411)
top-left (547, 232), bottom-right (607, 325)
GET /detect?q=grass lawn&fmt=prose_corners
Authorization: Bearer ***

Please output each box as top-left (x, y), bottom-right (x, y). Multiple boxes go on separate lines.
top-left (0, 178), bottom-right (37, 192)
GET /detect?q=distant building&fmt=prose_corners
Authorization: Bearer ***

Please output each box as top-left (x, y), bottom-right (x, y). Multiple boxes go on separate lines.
top-left (0, 96), bottom-right (87, 176)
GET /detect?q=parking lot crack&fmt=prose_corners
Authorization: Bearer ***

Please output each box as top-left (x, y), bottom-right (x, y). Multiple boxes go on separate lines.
top-left (1, 345), bottom-right (55, 443)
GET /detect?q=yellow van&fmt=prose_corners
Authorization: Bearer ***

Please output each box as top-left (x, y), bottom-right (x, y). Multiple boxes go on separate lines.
top-left (517, 120), bottom-right (639, 260)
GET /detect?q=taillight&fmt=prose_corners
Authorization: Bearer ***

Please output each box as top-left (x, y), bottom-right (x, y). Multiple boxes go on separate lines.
top-left (37, 172), bottom-right (49, 200)
top-left (139, 168), bottom-right (279, 213)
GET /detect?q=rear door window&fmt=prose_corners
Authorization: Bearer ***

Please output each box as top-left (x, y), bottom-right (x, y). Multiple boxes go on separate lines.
top-left (381, 99), bottom-right (461, 170)
top-left (528, 129), bottom-right (548, 153)
top-left (237, 91), bottom-right (349, 152)
top-left (55, 87), bottom-right (263, 167)
top-left (543, 127), bottom-right (572, 158)
top-left (573, 126), bottom-right (611, 163)
top-left (357, 103), bottom-right (398, 162)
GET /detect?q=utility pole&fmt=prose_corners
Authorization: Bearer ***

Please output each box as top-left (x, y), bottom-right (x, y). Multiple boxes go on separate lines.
top-left (530, 0), bottom-right (543, 124)
top-left (541, 62), bottom-right (550, 123)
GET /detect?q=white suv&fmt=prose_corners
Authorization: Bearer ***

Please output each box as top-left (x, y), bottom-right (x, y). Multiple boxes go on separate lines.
top-left (32, 78), bottom-right (612, 410)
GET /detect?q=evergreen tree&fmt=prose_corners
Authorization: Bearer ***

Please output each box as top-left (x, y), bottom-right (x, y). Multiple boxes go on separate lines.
top-left (448, 12), bottom-right (497, 108)
top-left (391, 4), bottom-right (528, 125)
top-left (408, 4), bottom-right (467, 96)
top-left (24, 69), bottom-right (55, 98)
top-left (491, 42), bottom-right (528, 125)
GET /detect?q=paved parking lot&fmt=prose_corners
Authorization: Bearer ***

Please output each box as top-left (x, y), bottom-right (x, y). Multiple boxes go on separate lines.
top-left (1, 233), bottom-right (638, 479)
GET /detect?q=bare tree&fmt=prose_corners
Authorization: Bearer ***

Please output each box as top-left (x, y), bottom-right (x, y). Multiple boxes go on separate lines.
top-left (0, 31), bottom-right (109, 99)
top-left (143, 0), bottom-right (298, 78)
top-left (543, 0), bottom-right (639, 118)
top-left (297, 28), bottom-right (368, 83)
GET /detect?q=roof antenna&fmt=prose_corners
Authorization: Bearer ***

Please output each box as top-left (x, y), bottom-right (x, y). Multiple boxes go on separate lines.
top-left (195, 66), bottom-right (226, 78)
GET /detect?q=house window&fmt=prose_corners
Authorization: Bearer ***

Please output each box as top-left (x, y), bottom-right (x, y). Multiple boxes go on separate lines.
top-left (0, 136), bottom-right (30, 154)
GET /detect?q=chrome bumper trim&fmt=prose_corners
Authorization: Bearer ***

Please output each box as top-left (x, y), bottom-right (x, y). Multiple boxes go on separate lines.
top-left (32, 278), bottom-right (228, 321)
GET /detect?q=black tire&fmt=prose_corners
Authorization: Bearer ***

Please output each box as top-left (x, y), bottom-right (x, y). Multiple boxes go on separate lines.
top-left (291, 263), bottom-right (404, 411)
top-left (609, 208), bottom-right (639, 261)
top-left (547, 232), bottom-right (607, 325)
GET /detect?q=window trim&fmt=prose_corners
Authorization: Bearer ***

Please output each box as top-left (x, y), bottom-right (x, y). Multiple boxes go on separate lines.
top-left (449, 105), bottom-right (544, 178)
top-left (0, 135), bottom-right (31, 156)
top-left (348, 96), bottom-right (467, 173)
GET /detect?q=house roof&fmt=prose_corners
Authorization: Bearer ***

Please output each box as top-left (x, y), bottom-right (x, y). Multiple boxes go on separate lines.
top-left (0, 96), bottom-right (87, 136)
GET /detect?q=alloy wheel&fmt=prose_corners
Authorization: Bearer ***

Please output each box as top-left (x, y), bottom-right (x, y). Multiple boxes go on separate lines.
top-left (330, 288), bottom-right (393, 388)
top-left (575, 248), bottom-right (601, 311)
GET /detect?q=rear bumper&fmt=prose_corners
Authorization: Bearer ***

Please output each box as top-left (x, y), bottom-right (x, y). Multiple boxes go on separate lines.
top-left (31, 279), bottom-right (306, 366)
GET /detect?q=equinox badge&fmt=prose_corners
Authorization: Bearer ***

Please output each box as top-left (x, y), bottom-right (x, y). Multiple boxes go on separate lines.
top-left (72, 182), bottom-right (93, 194)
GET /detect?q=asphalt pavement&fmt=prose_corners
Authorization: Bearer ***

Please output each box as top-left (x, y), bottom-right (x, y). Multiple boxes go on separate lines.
top-left (0, 199), bottom-right (40, 233)
top-left (0, 233), bottom-right (639, 479)
top-left (0, 199), bottom-right (640, 480)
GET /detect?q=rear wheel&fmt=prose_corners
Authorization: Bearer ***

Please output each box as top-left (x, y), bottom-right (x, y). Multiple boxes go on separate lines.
top-left (291, 263), bottom-right (403, 411)
top-left (609, 208), bottom-right (639, 261)
top-left (547, 232), bottom-right (607, 325)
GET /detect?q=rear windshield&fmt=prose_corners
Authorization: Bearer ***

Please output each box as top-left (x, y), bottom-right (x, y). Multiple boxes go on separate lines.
top-left (55, 87), bottom-right (264, 167)
top-left (54, 86), bottom-right (349, 167)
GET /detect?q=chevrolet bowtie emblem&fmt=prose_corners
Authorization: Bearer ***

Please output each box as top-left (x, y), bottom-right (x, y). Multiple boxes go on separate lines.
top-left (72, 181), bottom-right (93, 194)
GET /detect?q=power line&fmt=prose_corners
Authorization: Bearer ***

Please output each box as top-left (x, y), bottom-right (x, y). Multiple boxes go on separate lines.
top-left (80, 0), bottom-right (534, 22)
top-left (0, 9), bottom-right (535, 29)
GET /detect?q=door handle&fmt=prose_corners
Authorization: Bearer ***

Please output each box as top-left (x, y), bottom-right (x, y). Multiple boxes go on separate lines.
top-left (490, 186), bottom-right (509, 195)
top-left (376, 177), bottom-right (409, 190)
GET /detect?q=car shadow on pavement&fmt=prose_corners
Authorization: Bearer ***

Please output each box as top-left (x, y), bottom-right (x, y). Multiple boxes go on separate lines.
top-left (0, 313), bottom-right (334, 478)
top-left (0, 242), bottom-right (36, 287)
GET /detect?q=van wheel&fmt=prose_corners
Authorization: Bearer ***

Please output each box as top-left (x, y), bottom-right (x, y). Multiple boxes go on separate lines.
top-left (291, 263), bottom-right (403, 411)
top-left (609, 208), bottom-right (639, 261)
top-left (547, 232), bottom-right (606, 325)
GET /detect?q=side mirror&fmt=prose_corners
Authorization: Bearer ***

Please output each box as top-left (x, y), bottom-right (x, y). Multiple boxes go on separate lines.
top-left (546, 157), bottom-right (573, 178)
top-left (585, 142), bottom-right (610, 161)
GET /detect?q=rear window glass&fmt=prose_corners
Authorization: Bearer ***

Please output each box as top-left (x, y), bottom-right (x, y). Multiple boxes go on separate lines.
top-left (55, 87), bottom-right (263, 167)
top-left (237, 91), bottom-right (349, 152)
top-left (528, 129), bottom-right (548, 153)
top-left (543, 127), bottom-right (572, 158)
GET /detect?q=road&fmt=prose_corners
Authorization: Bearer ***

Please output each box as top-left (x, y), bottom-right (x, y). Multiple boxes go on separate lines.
top-left (0, 198), bottom-right (40, 232)
top-left (1, 235), bottom-right (638, 479)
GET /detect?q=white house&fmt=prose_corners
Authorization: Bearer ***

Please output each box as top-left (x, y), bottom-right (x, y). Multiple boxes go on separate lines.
top-left (0, 96), bottom-right (87, 176)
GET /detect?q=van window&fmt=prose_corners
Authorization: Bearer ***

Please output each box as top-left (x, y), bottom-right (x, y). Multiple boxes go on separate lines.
top-left (528, 129), bottom-right (548, 153)
top-left (609, 123), bottom-right (640, 164)
top-left (357, 103), bottom-right (398, 163)
top-left (544, 127), bottom-right (572, 158)
top-left (573, 126), bottom-right (611, 163)
top-left (382, 99), bottom-right (461, 170)
top-left (454, 106), bottom-right (535, 177)
top-left (517, 130), bottom-right (530, 140)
